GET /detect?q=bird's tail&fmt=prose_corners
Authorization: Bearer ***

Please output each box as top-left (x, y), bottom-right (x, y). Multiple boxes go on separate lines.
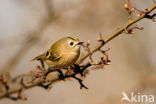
top-left (32, 54), bottom-right (45, 61)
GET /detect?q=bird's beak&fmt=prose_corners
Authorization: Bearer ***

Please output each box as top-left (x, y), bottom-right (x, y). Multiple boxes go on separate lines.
top-left (77, 42), bottom-right (84, 45)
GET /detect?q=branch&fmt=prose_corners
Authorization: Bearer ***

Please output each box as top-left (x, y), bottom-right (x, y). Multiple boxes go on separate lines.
top-left (78, 3), bottom-right (156, 63)
top-left (0, 1), bottom-right (156, 100)
top-left (0, 44), bottom-right (110, 100)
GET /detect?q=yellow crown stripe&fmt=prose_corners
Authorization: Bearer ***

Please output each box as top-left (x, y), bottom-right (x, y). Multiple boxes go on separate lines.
top-left (68, 37), bottom-right (78, 40)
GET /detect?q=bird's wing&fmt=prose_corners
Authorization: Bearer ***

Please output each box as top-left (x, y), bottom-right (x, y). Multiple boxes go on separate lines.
top-left (47, 49), bottom-right (62, 61)
top-left (32, 49), bottom-right (62, 61)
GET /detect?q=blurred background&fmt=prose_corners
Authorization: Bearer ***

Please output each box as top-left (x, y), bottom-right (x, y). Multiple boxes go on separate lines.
top-left (0, 0), bottom-right (156, 104)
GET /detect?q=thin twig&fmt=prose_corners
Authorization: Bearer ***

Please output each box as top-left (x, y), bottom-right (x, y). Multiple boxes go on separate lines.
top-left (77, 3), bottom-right (156, 63)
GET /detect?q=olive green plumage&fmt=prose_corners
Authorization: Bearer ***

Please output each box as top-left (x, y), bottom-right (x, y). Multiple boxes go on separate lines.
top-left (32, 37), bottom-right (83, 69)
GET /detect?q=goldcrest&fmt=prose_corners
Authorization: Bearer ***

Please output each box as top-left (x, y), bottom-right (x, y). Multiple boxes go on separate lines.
top-left (32, 37), bottom-right (83, 69)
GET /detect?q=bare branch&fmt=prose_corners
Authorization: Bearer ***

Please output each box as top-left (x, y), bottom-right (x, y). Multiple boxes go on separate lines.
top-left (78, 3), bottom-right (156, 63)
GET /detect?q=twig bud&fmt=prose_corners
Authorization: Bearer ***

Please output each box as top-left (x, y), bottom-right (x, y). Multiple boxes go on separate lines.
top-left (131, 31), bottom-right (135, 35)
top-left (96, 37), bottom-right (101, 41)
top-left (131, 8), bottom-right (135, 12)
top-left (125, 4), bottom-right (129, 9)
top-left (86, 40), bottom-right (91, 46)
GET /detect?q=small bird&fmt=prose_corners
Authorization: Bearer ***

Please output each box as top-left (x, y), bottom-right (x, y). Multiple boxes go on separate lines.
top-left (32, 37), bottom-right (83, 69)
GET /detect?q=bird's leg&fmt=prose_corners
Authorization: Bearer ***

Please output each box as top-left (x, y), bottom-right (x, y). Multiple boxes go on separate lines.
top-left (40, 60), bottom-right (45, 69)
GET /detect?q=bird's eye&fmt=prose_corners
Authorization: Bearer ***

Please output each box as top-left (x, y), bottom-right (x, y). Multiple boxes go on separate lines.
top-left (70, 42), bottom-right (74, 46)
